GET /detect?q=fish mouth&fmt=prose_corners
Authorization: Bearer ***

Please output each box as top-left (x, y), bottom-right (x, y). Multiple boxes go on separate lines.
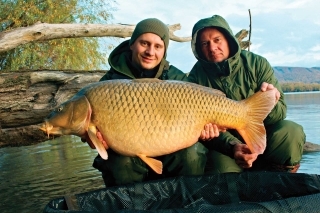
top-left (40, 123), bottom-right (54, 138)
top-left (39, 122), bottom-right (62, 138)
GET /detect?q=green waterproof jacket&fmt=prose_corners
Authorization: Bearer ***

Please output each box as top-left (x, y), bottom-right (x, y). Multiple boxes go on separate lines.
top-left (188, 15), bottom-right (287, 157)
top-left (100, 40), bottom-right (187, 81)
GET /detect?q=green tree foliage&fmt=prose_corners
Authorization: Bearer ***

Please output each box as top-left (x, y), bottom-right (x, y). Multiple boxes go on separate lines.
top-left (0, 0), bottom-right (116, 71)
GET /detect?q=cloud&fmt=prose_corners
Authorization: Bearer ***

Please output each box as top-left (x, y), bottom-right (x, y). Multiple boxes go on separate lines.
top-left (310, 45), bottom-right (320, 52)
top-left (313, 53), bottom-right (320, 61)
top-left (260, 48), bottom-right (319, 67)
top-left (261, 50), bottom-right (302, 66)
top-left (285, 0), bottom-right (312, 9)
top-left (249, 42), bottom-right (262, 52)
top-left (309, 45), bottom-right (320, 61)
top-left (285, 32), bottom-right (303, 42)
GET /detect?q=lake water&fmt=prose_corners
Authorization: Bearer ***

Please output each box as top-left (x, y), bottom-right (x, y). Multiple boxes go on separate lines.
top-left (0, 92), bottom-right (319, 213)
top-left (284, 91), bottom-right (320, 174)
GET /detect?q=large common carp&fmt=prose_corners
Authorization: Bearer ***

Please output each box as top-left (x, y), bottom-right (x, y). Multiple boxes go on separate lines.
top-left (40, 78), bottom-right (276, 174)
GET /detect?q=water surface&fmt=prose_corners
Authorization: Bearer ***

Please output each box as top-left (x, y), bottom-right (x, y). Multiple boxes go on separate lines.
top-left (285, 91), bottom-right (320, 174)
top-left (0, 92), bottom-right (319, 213)
top-left (0, 136), bottom-right (104, 213)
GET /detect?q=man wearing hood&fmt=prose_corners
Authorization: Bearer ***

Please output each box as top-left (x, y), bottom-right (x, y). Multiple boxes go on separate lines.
top-left (93, 18), bottom-right (219, 187)
top-left (188, 15), bottom-right (306, 173)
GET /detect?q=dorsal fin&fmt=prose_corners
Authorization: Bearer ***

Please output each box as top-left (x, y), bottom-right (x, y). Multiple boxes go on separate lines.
top-left (132, 78), bottom-right (162, 83)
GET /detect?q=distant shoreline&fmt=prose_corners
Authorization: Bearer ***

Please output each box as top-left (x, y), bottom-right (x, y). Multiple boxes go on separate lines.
top-left (280, 82), bottom-right (320, 93)
top-left (284, 91), bottom-right (320, 94)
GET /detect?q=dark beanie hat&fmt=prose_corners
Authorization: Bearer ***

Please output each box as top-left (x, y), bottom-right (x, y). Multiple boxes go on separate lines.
top-left (129, 18), bottom-right (169, 50)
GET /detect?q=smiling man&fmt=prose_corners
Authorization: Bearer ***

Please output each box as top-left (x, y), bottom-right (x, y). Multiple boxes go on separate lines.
top-left (99, 18), bottom-right (185, 81)
top-left (130, 32), bottom-right (164, 71)
top-left (93, 18), bottom-right (220, 187)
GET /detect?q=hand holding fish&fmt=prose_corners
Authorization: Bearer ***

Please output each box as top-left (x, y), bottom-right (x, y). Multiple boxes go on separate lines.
top-left (260, 82), bottom-right (280, 103)
top-left (233, 143), bottom-right (258, 169)
top-left (199, 123), bottom-right (226, 141)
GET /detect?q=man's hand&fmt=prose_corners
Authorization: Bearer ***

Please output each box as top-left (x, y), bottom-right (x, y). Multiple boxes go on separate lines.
top-left (233, 143), bottom-right (258, 169)
top-left (260, 82), bottom-right (280, 103)
top-left (199, 123), bottom-right (226, 141)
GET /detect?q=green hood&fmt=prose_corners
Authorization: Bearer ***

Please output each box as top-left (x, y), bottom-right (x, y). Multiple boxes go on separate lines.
top-left (108, 40), bottom-right (135, 78)
top-left (191, 15), bottom-right (241, 75)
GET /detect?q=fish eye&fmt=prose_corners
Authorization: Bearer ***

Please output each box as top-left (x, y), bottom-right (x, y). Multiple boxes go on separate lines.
top-left (57, 107), bottom-right (63, 112)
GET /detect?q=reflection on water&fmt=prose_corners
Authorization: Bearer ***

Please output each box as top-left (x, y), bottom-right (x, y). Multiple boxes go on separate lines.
top-left (0, 136), bottom-right (104, 213)
top-left (300, 152), bottom-right (320, 174)
top-left (285, 91), bottom-right (320, 143)
top-left (285, 91), bottom-right (320, 105)
top-left (0, 92), bottom-right (319, 213)
top-left (284, 91), bottom-right (320, 177)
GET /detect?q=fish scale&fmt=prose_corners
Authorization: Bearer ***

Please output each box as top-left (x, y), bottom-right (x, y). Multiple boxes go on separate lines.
top-left (41, 78), bottom-right (276, 174)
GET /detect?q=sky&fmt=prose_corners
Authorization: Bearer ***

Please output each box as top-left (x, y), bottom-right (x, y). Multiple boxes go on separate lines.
top-left (107, 0), bottom-right (319, 72)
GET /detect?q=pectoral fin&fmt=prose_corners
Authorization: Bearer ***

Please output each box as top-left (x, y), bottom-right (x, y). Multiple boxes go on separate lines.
top-left (88, 125), bottom-right (108, 160)
top-left (137, 154), bottom-right (163, 174)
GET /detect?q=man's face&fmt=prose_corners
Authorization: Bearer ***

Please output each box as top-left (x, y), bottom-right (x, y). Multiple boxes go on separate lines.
top-left (198, 28), bottom-right (230, 63)
top-left (130, 33), bottom-right (165, 70)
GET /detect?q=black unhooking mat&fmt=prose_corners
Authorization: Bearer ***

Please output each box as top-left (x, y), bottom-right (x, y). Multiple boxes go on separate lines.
top-left (43, 172), bottom-right (320, 213)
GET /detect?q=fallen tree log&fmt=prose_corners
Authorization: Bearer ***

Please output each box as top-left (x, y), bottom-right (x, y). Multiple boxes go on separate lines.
top-left (0, 70), bottom-right (318, 152)
top-left (0, 70), bottom-right (104, 147)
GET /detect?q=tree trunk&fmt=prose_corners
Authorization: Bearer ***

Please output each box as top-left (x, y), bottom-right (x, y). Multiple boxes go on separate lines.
top-left (0, 70), bottom-right (104, 147)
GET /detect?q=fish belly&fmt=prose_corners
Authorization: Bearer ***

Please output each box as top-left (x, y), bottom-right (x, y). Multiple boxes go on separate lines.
top-left (84, 79), bottom-right (244, 157)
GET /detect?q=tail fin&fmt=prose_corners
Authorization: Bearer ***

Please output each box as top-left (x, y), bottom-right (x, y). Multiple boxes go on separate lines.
top-left (237, 90), bottom-right (276, 154)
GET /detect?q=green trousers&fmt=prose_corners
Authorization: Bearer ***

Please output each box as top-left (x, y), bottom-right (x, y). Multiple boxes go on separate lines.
top-left (93, 142), bottom-right (208, 187)
top-left (205, 120), bottom-right (306, 174)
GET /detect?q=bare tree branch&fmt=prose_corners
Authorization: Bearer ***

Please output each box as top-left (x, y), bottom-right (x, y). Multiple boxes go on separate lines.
top-left (248, 9), bottom-right (252, 51)
top-left (235, 29), bottom-right (248, 42)
top-left (0, 22), bottom-right (191, 53)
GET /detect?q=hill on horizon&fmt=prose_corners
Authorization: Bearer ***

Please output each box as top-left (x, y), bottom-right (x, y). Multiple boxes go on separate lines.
top-left (274, 66), bottom-right (320, 83)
